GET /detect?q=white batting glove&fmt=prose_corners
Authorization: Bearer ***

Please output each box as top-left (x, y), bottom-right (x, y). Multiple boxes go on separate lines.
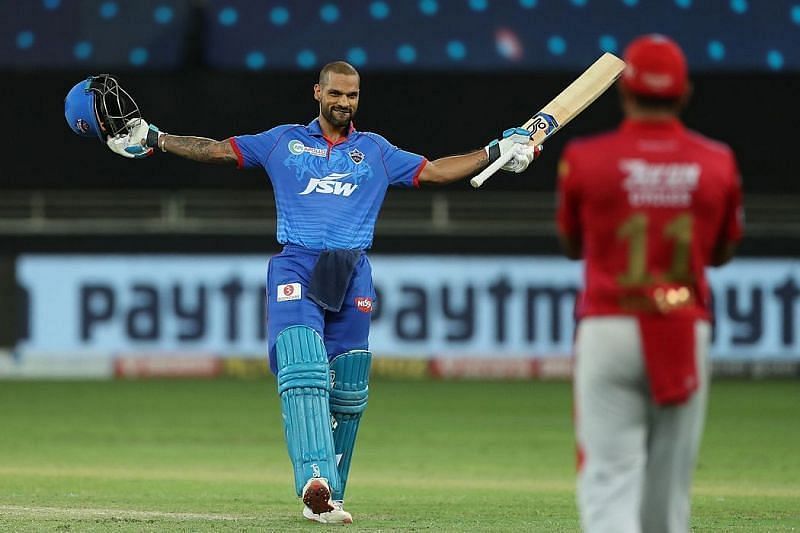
top-left (485, 127), bottom-right (542, 173)
top-left (504, 143), bottom-right (542, 173)
top-left (106, 118), bottom-right (163, 159)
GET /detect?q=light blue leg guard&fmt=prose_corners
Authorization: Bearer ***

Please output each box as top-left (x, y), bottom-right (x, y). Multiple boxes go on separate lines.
top-left (329, 350), bottom-right (372, 501)
top-left (275, 326), bottom-right (341, 496)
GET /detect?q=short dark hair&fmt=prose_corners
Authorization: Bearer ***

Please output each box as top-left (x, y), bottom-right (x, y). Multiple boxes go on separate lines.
top-left (630, 93), bottom-right (684, 113)
top-left (318, 61), bottom-right (360, 85)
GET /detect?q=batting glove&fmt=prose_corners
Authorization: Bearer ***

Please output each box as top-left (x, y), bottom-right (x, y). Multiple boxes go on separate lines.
top-left (106, 118), bottom-right (164, 159)
top-left (485, 127), bottom-right (542, 173)
top-left (505, 142), bottom-right (542, 173)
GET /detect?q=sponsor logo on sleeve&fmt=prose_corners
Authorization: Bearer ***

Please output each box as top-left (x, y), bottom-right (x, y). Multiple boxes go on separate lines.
top-left (557, 159), bottom-right (569, 181)
top-left (355, 297), bottom-right (373, 313)
top-left (277, 282), bottom-right (302, 302)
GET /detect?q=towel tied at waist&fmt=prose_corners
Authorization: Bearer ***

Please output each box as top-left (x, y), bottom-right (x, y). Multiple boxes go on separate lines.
top-left (307, 249), bottom-right (362, 312)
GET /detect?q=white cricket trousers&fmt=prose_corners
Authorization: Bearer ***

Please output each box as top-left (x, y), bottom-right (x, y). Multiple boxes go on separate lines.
top-left (574, 316), bottom-right (710, 533)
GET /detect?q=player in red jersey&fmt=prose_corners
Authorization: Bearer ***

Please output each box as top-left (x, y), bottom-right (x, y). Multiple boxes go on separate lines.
top-left (556, 34), bottom-right (743, 533)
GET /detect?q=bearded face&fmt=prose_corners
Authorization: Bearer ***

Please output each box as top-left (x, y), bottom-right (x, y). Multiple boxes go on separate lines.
top-left (315, 73), bottom-right (360, 129)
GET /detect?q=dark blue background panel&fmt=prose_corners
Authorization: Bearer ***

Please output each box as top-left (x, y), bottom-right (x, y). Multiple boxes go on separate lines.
top-left (1, 1), bottom-right (798, 71)
top-left (204, 0), bottom-right (800, 72)
top-left (0, 0), bottom-right (189, 69)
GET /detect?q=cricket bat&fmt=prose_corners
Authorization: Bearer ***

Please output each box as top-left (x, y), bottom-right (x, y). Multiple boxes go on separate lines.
top-left (470, 52), bottom-right (626, 188)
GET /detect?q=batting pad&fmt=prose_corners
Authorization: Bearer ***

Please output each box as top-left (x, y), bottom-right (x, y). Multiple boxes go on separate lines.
top-left (329, 350), bottom-right (372, 500)
top-left (276, 326), bottom-right (341, 496)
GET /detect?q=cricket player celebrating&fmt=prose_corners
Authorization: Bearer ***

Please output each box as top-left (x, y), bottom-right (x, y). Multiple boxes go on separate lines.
top-left (556, 35), bottom-right (743, 533)
top-left (65, 61), bottom-right (539, 524)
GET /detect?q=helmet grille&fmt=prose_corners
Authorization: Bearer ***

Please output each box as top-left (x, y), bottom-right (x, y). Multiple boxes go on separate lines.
top-left (88, 74), bottom-right (142, 137)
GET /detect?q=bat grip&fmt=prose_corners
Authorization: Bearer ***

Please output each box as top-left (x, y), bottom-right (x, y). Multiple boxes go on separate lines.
top-left (470, 150), bottom-right (515, 188)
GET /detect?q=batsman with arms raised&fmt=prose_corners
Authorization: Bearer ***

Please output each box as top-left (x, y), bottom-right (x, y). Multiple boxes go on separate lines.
top-left (556, 35), bottom-right (743, 533)
top-left (65, 61), bottom-right (539, 524)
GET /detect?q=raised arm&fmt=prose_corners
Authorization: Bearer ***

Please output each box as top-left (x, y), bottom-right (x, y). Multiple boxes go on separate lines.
top-left (106, 119), bottom-right (237, 165)
top-left (418, 128), bottom-right (541, 186)
top-left (157, 135), bottom-right (237, 165)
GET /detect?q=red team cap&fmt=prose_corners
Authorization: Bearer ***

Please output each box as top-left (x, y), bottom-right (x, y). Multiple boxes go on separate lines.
top-left (621, 34), bottom-right (688, 98)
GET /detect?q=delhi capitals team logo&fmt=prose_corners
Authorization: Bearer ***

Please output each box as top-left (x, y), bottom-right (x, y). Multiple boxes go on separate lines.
top-left (348, 148), bottom-right (365, 164)
top-left (76, 119), bottom-right (90, 134)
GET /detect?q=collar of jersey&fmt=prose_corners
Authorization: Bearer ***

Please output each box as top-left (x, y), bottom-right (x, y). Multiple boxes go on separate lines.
top-left (621, 117), bottom-right (684, 134)
top-left (306, 118), bottom-right (357, 141)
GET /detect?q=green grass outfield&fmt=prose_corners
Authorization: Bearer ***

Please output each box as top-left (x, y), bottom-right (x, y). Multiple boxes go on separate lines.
top-left (0, 379), bottom-right (797, 532)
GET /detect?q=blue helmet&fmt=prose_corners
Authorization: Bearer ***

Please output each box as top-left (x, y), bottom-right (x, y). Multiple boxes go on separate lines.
top-left (64, 74), bottom-right (141, 141)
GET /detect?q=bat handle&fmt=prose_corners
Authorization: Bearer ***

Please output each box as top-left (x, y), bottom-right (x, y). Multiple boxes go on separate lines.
top-left (470, 150), bottom-right (515, 189)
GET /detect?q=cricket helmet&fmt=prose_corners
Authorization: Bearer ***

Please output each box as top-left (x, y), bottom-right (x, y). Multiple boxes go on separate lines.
top-left (64, 74), bottom-right (141, 141)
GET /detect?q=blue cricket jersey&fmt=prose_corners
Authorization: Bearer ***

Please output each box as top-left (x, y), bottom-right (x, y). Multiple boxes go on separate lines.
top-left (231, 119), bottom-right (427, 250)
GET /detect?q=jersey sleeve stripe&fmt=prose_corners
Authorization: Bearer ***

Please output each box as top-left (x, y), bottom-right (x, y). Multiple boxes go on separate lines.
top-left (412, 159), bottom-right (428, 188)
top-left (228, 137), bottom-right (244, 169)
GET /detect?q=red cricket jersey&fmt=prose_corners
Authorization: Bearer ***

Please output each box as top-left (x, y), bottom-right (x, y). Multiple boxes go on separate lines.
top-left (557, 118), bottom-right (743, 321)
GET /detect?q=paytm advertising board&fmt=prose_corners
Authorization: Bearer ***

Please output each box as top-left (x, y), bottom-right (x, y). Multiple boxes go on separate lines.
top-left (14, 255), bottom-right (800, 360)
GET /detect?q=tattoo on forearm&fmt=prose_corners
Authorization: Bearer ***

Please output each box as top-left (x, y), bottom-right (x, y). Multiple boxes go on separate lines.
top-left (163, 135), bottom-right (237, 165)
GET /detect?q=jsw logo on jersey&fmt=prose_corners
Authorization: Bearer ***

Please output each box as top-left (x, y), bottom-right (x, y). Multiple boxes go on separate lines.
top-left (299, 172), bottom-right (358, 197)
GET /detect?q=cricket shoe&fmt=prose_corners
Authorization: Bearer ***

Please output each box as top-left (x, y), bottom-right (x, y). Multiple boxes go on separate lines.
top-left (301, 477), bottom-right (335, 515)
top-left (303, 500), bottom-right (353, 524)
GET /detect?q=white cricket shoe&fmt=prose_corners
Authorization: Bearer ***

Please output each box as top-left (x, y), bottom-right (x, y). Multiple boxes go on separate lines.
top-left (303, 500), bottom-right (353, 524)
top-left (301, 477), bottom-right (335, 515)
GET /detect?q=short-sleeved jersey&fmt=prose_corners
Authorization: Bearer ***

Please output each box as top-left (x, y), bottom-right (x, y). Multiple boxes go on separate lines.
top-left (556, 118), bottom-right (743, 319)
top-left (231, 119), bottom-right (427, 250)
